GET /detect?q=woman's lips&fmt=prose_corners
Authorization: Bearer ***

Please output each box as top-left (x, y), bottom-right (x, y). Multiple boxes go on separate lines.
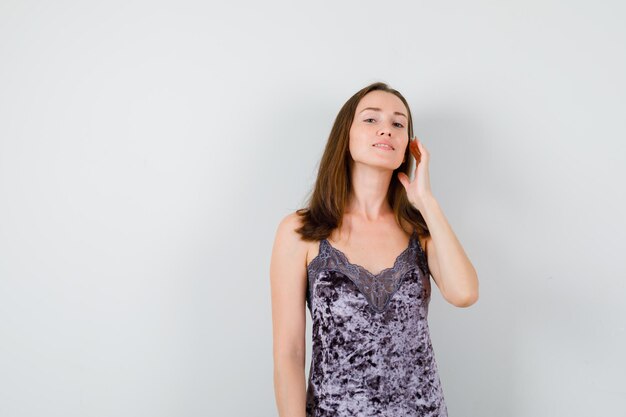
top-left (372, 144), bottom-right (394, 151)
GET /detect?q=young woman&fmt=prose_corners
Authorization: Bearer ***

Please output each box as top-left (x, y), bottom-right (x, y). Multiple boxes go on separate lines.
top-left (270, 82), bottom-right (479, 417)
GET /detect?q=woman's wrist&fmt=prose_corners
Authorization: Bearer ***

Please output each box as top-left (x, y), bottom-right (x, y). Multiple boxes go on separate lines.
top-left (412, 192), bottom-right (438, 213)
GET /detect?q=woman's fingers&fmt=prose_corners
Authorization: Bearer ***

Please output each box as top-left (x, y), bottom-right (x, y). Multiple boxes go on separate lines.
top-left (410, 138), bottom-right (421, 163)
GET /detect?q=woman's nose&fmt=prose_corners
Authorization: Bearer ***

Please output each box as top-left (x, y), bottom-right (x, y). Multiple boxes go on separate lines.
top-left (378, 121), bottom-right (393, 136)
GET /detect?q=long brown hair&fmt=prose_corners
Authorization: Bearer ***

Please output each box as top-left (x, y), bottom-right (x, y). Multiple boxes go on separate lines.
top-left (295, 81), bottom-right (430, 241)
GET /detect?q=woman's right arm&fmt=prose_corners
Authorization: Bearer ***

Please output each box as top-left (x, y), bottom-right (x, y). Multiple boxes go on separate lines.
top-left (270, 212), bottom-right (308, 417)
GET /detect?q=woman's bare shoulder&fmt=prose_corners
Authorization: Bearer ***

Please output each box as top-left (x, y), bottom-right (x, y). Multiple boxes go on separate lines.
top-left (273, 211), bottom-right (311, 259)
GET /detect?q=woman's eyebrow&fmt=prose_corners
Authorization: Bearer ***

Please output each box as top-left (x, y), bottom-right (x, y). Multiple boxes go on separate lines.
top-left (359, 107), bottom-right (407, 120)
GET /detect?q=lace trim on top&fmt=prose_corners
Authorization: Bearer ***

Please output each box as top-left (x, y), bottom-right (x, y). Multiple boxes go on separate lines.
top-left (307, 230), bottom-right (431, 313)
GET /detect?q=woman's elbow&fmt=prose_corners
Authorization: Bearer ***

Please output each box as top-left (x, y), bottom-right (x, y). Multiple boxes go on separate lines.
top-left (447, 288), bottom-right (479, 308)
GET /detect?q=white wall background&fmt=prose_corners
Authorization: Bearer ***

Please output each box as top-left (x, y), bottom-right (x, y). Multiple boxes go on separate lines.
top-left (1, 1), bottom-right (625, 416)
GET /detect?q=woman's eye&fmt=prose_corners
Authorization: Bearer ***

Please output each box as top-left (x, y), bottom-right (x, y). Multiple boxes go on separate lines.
top-left (364, 118), bottom-right (403, 128)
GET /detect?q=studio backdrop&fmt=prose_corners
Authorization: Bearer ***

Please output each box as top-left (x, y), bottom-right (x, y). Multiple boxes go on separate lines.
top-left (0, 1), bottom-right (624, 416)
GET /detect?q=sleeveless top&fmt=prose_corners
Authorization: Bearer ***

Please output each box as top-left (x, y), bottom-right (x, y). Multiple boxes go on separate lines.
top-left (305, 230), bottom-right (448, 417)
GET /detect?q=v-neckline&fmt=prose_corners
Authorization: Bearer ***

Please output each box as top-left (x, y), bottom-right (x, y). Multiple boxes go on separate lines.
top-left (322, 230), bottom-right (416, 278)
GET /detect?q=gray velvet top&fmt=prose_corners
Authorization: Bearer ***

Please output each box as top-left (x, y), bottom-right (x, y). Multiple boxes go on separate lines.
top-left (305, 230), bottom-right (448, 417)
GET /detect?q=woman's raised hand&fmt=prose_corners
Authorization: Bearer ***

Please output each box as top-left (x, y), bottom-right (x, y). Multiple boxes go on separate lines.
top-left (397, 137), bottom-right (434, 213)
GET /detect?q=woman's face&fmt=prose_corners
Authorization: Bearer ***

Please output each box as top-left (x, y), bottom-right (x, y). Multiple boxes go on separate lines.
top-left (348, 90), bottom-right (409, 170)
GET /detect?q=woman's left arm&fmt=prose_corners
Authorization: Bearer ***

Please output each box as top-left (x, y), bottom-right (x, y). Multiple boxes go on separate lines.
top-left (398, 137), bottom-right (479, 308)
top-left (420, 195), bottom-right (479, 308)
